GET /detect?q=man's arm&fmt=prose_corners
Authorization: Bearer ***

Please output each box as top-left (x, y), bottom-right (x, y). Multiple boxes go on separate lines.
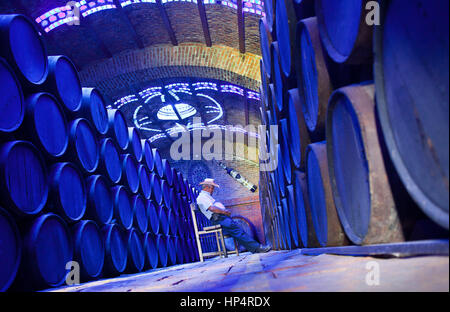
top-left (208, 205), bottom-right (231, 217)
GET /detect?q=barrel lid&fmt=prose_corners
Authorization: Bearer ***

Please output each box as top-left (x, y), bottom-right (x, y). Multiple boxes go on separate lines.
top-left (128, 127), bottom-right (143, 162)
top-left (101, 138), bottom-right (122, 184)
top-left (0, 57), bottom-right (24, 133)
top-left (142, 139), bottom-right (154, 171)
top-left (133, 195), bottom-right (148, 233)
top-left (143, 233), bottom-right (158, 269)
top-left (103, 223), bottom-right (127, 274)
top-left (139, 164), bottom-right (151, 200)
top-left (51, 56), bottom-right (82, 112)
top-left (148, 200), bottom-right (160, 234)
top-left (127, 229), bottom-right (144, 272)
top-left (113, 185), bottom-right (133, 230)
top-left (156, 234), bottom-right (168, 267)
top-left (70, 118), bottom-right (99, 173)
top-left (82, 88), bottom-right (108, 135)
top-left (108, 109), bottom-right (128, 150)
top-left (152, 148), bottom-right (164, 178)
top-left (0, 207), bottom-right (21, 291)
top-left (74, 220), bottom-right (104, 278)
top-left (87, 175), bottom-right (113, 224)
top-left (123, 154), bottom-right (139, 194)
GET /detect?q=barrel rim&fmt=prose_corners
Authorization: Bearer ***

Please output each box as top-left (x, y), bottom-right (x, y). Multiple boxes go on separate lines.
top-left (87, 174), bottom-right (114, 224)
top-left (81, 87), bottom-right (109, 134)
top-left (102, 223), bottom-right (127, 274)
top-left (69, 118), bottom-right (99, 173)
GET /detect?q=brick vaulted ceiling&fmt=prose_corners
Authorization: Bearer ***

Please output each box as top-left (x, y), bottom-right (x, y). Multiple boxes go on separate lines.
top-left (0, 0), bottom-right (263, 102)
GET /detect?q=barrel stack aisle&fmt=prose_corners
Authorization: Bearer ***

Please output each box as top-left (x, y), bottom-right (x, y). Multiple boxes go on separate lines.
top-left (0, 13), bottom-right (202, 292)
top-left (258, 0), bottom-right (449, 253)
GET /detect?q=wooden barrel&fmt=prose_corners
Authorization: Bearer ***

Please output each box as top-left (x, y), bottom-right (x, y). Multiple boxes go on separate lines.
top-left (167, 236), bottom-right (177, 266)
top-left (275, 0), bottom-right (297, 79)
top-left (0, 14), bottom-right (48, 85)
top-left (156, 234), bottom-right (168, 268)
top-left (107, 109), bottom-right (129, 151)
top-left (280, 198), bottom-right (294, 249)
top-left (276, 204), bottom-right (287, 250)
top-left (162, 159), bottom-right (173, 186)
top-left (44, 56), bottom-right (82, 113)
top-left (327, 84), bottom-right (405, 244)
top-left (22, 93), bottom-right (68, 159)
top-left (178, 172), bottom-right (186, 195)
top-left (295, 17), bottom-right (332, 140)
top-left (143, 232), bottom-right (158, 270)
top-left (168, 209), bottom-right (178, 236)
top-left (172, 168), bottom-right (180, 193)
top-left (262, 0), bottom-right (275, 34)
top-left (175, 237), bottom-right (184, 265)
top-left (80, 88), bottom-right (109, 136)
top-left (285, 185), bottom-right (301, 248)
top-left (306, 142), bottom-right (347, 247)
top-left (0, 140), bottom-right (48, 216)
top-left (133, 194), bottom-right (148, 234)
top-left (315, 0), bottom-right (373, 64)
top-left (150, 173), bottom-right (163, 205)
top-left (125, 228), bottom-right (145, 273)
top-left (279, 118), bottom-right (292, 185)
top-left (148, 200), bottom-right (160, 234)
top-left (374, 0), bottom-right (449, 230)
top-left (0, 57), bottom-right (24, 134)
top-left (86, 175), bottom-right (113, 225)
top-left (0, 207), bottom-right (21, 291)
top-left (112, 185), bottom-right (133, 230)
top-left (271, 42), bottom-right (291, 115)
top-left (292, 170), bottom-right (320, 248)
top-left (68, 118), bottom-right (99, 173)
top-left (22, 213), bottom-right (72, 289)
top-left (259, 17), bottom-right (273, 80)
top-left (161, 179), bottom-right (172, 209)
top-left (139, 164), bottom-right (152, 200)
top-left (99, 137), bottom-right (122, 184)
top-left (142, 139), bottom-right (154, 172)
top-left (72, 220), bottom-right (104, 280)
top-left (127, 127), bottom-right (143, 162)
top-left (102, 223), bottom-right (127, 275)
top-left (121, 154), bottom-right (140, 194)
top-left (275, 144), bottom-right (286, 198)
top-left (48, 162), bottom-right (86, 223)
top-left (152, 148), bottom-right (164, 178)
top-left (159, 205), bottom-right (169, 236)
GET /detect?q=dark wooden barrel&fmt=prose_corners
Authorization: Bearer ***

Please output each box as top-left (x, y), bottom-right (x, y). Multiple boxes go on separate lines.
top-left (287, 88), bottom-right (310, 170)
top-left (271, 42), bottom-right (292, 115)
top-left (148, 200), bottom-right (160, 234)
top-left (374, 0), bottom-right (449, 230)
top-left (306, 142), bottom-right (348, 247)
top-left (175, 237), bottom-right (184, 265)
top-left (168, 209), bottom-right (178, 236)
top-left (133, 194), bottom-right (148, 234)
top-left (280, 198), bottom-right (294, 250)
top-left (150, 172), bottom-right (163, 205)
top-left (127, 127), bottom-right (143, 162)
top-left (295, 17), bottom-right (332, 140)
top-left (107, 109), bottom-right (129, 151)
top-left (0, 140), bottom-right (48, 216)
top-left (292, 170), bottom-right (320, 248)
top-left (0, 57), bottom-right (24, 134)
top-left (22, 213), bottom-right (72, 289)
top-left (276, 203), bottom-right (288, 250)
top-left (159, 205), bottom-right (169, 236)
top-left (161, 180), bottom-right (171, 209)
top-left (327, 84), bottom-right (406, 244)
top-left (99, 137), bottom-right (122, 184)
top-left (112, 185), bottom-right (133, 230)
top-left (275, 144), bottom-right (286, 198)
top-left (48, 162), bottom-right (86, 223)
top-left (120, 154), bottom-right (140, 194)
top-left (275, 0), bottom-right (297, 79)
top-left (86, 175), bottom-right (114, 225)
top-left (167, 236), bottom-right (177, 266)
top-left (152, 148), bottom-right (164, 178)
top-left (0, 14), bottom-right (48, 85)
top-left (102, 223), bottom-right (127, 275)
top-left (279, 118), bottom-right (292, 185)
top-left (315, 0), bottom-right (373, 64)
top-left (126, 228), bottom-right (145, 273)
top-left (285, 185), bottom-right (301, 248)
top-left (262, 0), bottom-right (275, 35)
top-left (142, 139), bottom-right (154, 172)
top-left (178, 172), bottom-right (186, 195)
top-left (156, 234), bottom-right (168, 268)
top-left (143, 232), bottom-right (158, 270)
top-left (259, 17), bottom-right (273, 80)
top-left (72, 220), bottom-right (104, 280)
top-left (22, 92), bottom-right (68, 158)
top-left (80, 88), bottom-right (109, 135)
top-left (44, 56), bottom-right (82, 113)
top-left (68, 118), bottom-right (99, 173)
top-left (139, 164), bottom-right (151, 200)
top-left (0, 207), bottom-right (21, 291)
top-left (162, 159), bottom-right (173, 186)
top-left (172, 167), bottom-right (180, 193)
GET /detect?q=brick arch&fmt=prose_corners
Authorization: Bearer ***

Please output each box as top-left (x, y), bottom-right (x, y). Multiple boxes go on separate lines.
top-left (79, 44), bottom-right (262, 99)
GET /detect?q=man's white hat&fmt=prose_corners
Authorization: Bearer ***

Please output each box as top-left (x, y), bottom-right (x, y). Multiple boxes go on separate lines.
top-left (199, 178), bottom-right (220, 188)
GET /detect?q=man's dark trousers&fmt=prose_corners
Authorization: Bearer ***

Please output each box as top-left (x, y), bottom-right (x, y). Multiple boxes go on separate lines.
top-left (211, 213), bottom-right (260, 253)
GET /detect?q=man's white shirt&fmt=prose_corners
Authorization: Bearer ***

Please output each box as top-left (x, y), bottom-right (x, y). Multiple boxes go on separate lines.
top-left (196, 190), bottom-right (215, 220)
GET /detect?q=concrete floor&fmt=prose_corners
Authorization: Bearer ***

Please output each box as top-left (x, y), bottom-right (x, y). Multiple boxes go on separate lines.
top-left (49, 250), bottom-right (449, 292)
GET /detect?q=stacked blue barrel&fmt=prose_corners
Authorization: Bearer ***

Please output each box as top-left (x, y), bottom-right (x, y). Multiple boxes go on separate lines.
top-left (0, 14), bottom-right (199, 291)
top-left (259, 0), bottom-right (448, 251)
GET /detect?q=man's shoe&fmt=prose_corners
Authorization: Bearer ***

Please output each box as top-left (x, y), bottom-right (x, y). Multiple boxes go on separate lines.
top-left (256, 244), bottom-right (272, 253)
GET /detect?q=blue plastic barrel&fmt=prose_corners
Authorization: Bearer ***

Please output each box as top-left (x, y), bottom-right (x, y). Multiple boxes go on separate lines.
top-left (86, 175), bottom-right (114, 225)
top-left (23, 93), bottom-right (68, 158)
top-left (143, 232), bottom-right (158, 270)
top-left (23, 213), bottom-right (72, 289)
top-left (151, 173), bottom-right (163, 205)
top-left (152, 148), bottom-right (164, 178)
top-left (48, 162), bottom-right (86, 222)
top-left (127, 127), bottom-right (143, 162)
top-left (107, 109), bottom-right (129, 151)
top-left (0, 14), bottom-right (48, 85)
top-left (68, 118), bottom-right (99, 173)
top-left (133, 195), bottom-right (148, 233)
top-left (126, 228), bottom-right (145, 273)
top-left (167, 236), bottom-right (177, 266)
top-left (139, 164), bottom-right (151, 200)
top-left (112, 185), bottom-right (133, 230)
top-left (102, 223), bottom-right (127, 275)
top-left (0, 141), bottom-right (48, 216)
top-left (73, 220), bottom-right (104, 280)
top-left (121, 154), bottom-right (140, 194)
top-left (0, 207), bottom-right (21, 292)
top-left (80, 88), bottom-right (109, 135)
top-left (156, 234), bottom-right (168, 268)
top-left (0, 57), bottom-right (24, 134)
top-left (99, 137), bottom-right (122, 184)
top-left (159, 206), bottom-right (169, 235)
top-left (44, 56), bottom-right (82, 113)
top-left (142, 139), bottom-right (154, 172)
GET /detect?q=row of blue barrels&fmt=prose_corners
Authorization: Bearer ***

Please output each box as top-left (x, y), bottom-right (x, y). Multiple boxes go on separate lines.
top-left (258, 0), bottom-right (448, 250)
top-left (0, 13), bottom-right (200, 291)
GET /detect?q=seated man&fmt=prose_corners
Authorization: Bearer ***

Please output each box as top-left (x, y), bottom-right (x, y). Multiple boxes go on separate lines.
top-left (196, 178), bottom-right (271, 254)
